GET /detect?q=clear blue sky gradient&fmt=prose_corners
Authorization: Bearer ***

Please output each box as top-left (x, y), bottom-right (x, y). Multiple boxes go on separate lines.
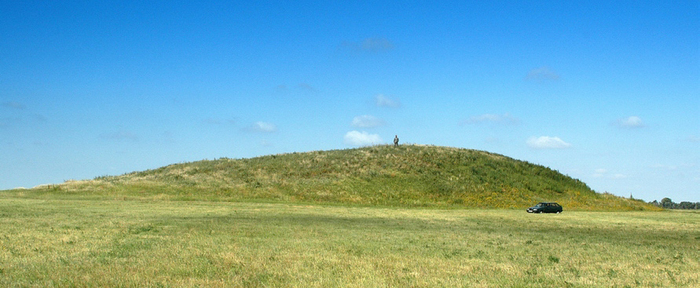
top-left (2, 1), bottom-right (698, 202)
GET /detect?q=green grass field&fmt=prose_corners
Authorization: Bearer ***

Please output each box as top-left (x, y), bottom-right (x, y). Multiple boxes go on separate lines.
top-left (1, 197), bottom-right (697, 287)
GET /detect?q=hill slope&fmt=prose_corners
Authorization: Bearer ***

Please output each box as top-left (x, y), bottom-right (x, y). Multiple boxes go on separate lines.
top-left (24, 145), bottom-right (656, 210)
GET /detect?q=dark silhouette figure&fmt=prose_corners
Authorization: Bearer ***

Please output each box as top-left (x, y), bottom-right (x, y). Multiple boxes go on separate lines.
top-left (394, 135), bottom-right (399, 147)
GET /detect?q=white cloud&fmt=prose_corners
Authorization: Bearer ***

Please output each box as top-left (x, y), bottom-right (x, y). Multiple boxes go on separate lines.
top-left (525, 66), bottom-right (560, 81)
top-left (344, 131), bottom-right (382, 146)
top-left (593, 168), bottom-right (626, 179)
top-left (617, 116), bottom-right (644, 128)
top-left (461, 113), bottom-right (519, 125)
top-left (246, 121), bottom-right (277, 133)
top-left (375, 94), bottom-right (400, 108)
top-left (650, 164), bottom-right (678, 171)
top-left (593, 168), bottom-right (608, 177)
top-left (527, 136), bottom-right (571, 149)
top-left (352, 115), bottom-right (385, 128)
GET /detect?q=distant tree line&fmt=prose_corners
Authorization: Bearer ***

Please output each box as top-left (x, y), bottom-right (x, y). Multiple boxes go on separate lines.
top-left (650, 198), bottom-right (700, 210)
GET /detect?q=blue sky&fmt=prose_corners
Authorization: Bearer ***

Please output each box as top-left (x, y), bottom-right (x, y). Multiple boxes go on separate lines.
top-left (1, 1), bottom-right (698, 202)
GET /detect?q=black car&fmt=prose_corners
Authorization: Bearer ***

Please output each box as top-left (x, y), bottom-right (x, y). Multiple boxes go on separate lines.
top-left (527, 202), bottom-right (563, 213)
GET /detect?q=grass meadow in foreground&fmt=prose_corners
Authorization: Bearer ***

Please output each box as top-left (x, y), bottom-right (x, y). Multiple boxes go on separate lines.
top-left (0, 198), bottom-right (697, 287)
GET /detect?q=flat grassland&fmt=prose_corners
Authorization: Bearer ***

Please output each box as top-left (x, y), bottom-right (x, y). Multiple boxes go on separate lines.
top-left (1, 198), bottom-right (697, 287)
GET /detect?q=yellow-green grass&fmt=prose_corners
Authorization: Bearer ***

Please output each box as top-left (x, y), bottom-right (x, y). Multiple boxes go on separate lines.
top-left (1, 197), bottom-right (696, 287)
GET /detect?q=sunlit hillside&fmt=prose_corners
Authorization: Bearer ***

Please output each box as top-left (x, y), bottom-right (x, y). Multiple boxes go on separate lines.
top-left (21, 145), bottom-right (658, 210)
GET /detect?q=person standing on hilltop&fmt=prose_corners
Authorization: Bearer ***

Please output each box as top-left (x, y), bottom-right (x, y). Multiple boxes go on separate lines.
top-left (394, 135), bottom-right (399, 147)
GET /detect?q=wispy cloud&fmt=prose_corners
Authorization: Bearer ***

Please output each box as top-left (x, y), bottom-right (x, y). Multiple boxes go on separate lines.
top-left (527, 136), bottom-right (571, 149)
top-left (100, 130), bottom-right (139, 142)
top-left (344, 131), bottom-right (382, 146)
top-left (1, 101), bottom-right (26, 110)
top-left (204, 117), bottom-right (236, 125)
top-left (649, 164), bottom-right (678, 171)
top-left (0, 117), bottom-right (13, 128)
top-left (275, 84), bottom-right (288, 92)
top-left (615, 116), bottom-right (645, 128)
top-left (687, 135), bottom-right (700, 143)
top-left (341, 37), bottom-right (394, 53)
top-left (297, 83), bottom-right (316, 92)
top-left (244, 121), bottom-right (277, 133)
top-left (592, 168), bottom-right (626, 179)
top-left (1, 101), bottom-right (47, 125)
top-left (461, 113), bottom-right (519, 125)
top-left (0, 116), bottom-right (19, 126)
top-left (375, 94), bottom-right (401, 108)
top-left (276, 83), bottom-right (317, 93)
top-left (32, 114), bottom-right (47, 122)
top-left (525, 66), bottom-right (560, 81)
top-left (360, 38), bottom-right (394, 52)
top-left (160, 131), bottom-right (175, 144)
top-left (352, 115), bottom-right (385, 128)
top-left (0, 114), bottom-right (47, 128)
top-left (1, 102), bottom-right (26, 127)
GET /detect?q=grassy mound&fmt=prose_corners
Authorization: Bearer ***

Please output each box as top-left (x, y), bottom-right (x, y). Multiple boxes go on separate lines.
top-left (17, 145), bottom-right (657, 210)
